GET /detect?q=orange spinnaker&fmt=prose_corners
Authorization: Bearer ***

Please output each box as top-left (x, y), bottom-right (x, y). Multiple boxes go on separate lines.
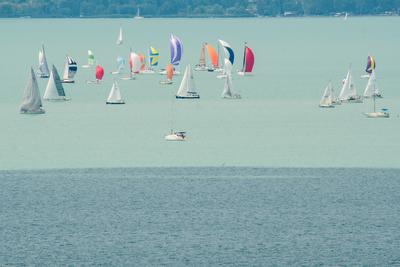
top-left (206, 44), bottom-right (218, 67)
top-left (166, 64), bottom-right (173, 80)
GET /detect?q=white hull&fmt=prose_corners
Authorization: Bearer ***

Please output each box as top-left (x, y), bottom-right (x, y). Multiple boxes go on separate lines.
top-left (86, 80), bottom-right (101, 84)
top-left (43, 97), bottom-right (70, 101)
top-left (165, 134), bottom-right (185, 141)
top-left (364, 112), bottom-right (389, 118)
top-left (223, 94), bottom-right (241, 99)
top-left (81, 65), bottom-right (92, 69)
top-left (61, 79), bottom-right (75, 83)
top-left (194, 65), bottom-right (208, 71)
top-left (120, 76), bottom-right (135, 81)
top-left (106, 101), bottom-right (125, 104)
top-left (20, 108), bottom-right (45, 114)
top-left (140, 69), bottom-right (155, 74)
top-left (319, 104), bottom-right (335, 108)
top-left (160, 80), bottom-right (173, 85)
top-left (237, 71), bottom-right (252, 76)
top-left (159, 70), bottom-right (180, 75)
top-left (340, 96), bottom-right (363, 103)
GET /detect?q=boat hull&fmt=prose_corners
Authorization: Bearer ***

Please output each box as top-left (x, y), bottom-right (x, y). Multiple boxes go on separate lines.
top-left (165, 134), bottom-right (185, 141)
top-left (106, 101), bottom-right (125, 105)
top-left (364, 112), bottom-right (389, 118)
top-left (319, 104), bottom-right (335, 108)
top-left (20, 108), bottom-right (45, 114)
top-left (176, 95), bottom-right (200, 99)
top-left (160, 80), bottom-right (173, 85)
top-left (61, 79), bottom-right (75, 84)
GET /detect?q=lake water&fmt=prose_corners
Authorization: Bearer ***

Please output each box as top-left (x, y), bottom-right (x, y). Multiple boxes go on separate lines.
top-left (0, 17), bottom-right (399, 170)
top-left (1, 167), bottom-right (400, 265)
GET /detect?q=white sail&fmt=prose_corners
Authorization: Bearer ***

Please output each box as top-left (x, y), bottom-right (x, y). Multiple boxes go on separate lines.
top-left (116, 27), bottom-right (123, 45)
top-left (106, 81), bottom-right (125, 104)
top-left (131, 52), bottom-right (141, 74)
top-left (43, 65), bottom-right (68, 101)
top-left (62, 55), bottom-right (77, 81)
top-left (338, 69), bottom-right (357, 101)
top-left (320, 82), bottom-right (333, 106)
top-left (176, 65), bottom-right (199, 98)
top-left (20, 68), bottom-right (45, 114)
top-left (38, 44), bottom-right (50, 77)
top-left (363, 70), bottom-right (379, 98)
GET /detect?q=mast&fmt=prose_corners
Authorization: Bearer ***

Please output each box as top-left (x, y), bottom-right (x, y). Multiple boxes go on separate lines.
top-left (242, 42), bottom-right (247, 72)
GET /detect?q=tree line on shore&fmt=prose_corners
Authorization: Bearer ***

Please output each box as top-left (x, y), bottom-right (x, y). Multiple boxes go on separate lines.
top-left (0, 0), bottom-right (399, 18)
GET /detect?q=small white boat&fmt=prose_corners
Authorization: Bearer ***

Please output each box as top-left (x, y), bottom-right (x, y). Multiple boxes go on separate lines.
top-left (176, 65), bottom-right (200, 99)
top-left (165, 131), bottom-right (186, 141)
top-left (222, 73), bottom-right (241, 99)
top-left (363, 70), bottom-right (382, 98)
top-left (364, 95), bottom-right (389, 118)
top-left (20, 68), bottom-right (45, 114)
top-left (81, 50), bottom-right (95, 68)
top-left (38, 44), bottom-right (50, 78)
top-left (61, 55), bottom-right (77, 83)
top-left (111, 56), bottom-right (125, 75)
top-left (43, 65), bottom-right (70, 101)
top-left (338, 66), bottom-right (363, 103)
top-left (133, 8), bottom-right (144, 19)
top-left (116, 27), bottom-right (123, 45)
top-left (319, 82), bottom-right (335, 108)
top-left (106, 81), bottom-right (125, 104)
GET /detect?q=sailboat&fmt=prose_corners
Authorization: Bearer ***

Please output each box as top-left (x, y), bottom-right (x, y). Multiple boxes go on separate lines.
top-left (111, 56), bottom-right (125, 74)
top-left (363, 70), bottom-right (382, 98)
top-left (160, 64), bottom-right (174, 85)
top-left (176, 64), bottom-right (200, 99)
top-left (43, 65), bottom-right (69, 101)
top-left (87, 64), bottom-right (104, 83)
top-left (141, 46), bottom-right (159, 74)
top-left (362, 55), bottom-right (376, 78)
top-left (61, 55), bottom-right (77, 83)
top-left (222, 63), bottom-right (241, 99)
top-left (20, 68), bottom-right (45, 114)
top-left (195, 43), bottom-right (207, 71)
top-left (338, 66), bottom-right (362, 103)
top-left (319, 82), bottom-right (335, 108)
top-left (237, 43), bottom-right (255, 76)
top-left (218, 39), bottom-right (235, 65)
top-left (106, 81), bottom-right (125, 104)
top-left (206, 43), bottom-right (220, 71)
top-left (82, 50), bottom-right (95, 68)
top-left (216, 56), bottom-right (233, 79)
top-left (116, 27), bottom-right (123, 45)
top-left (165, 131), bottom-right (186, 141)
top-left (38, 44), bottom-right (50, 78)
top-left (162, 34), bottom-right (183, 75)
top-left (344, 12), bottom-right (348, 20)
top-left (134, 7), bottom-right (144, 19)
top-left (364, 94), bottom-right (389, 118)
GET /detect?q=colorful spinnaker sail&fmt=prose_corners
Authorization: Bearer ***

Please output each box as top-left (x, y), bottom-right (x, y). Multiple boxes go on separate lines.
top-left (218, 39), bottom-right (234, 65)
top-left (365, 55), bottom-right (376, 74)
top-left (149, 46), bottom-right (159, 67)
top-left (129, 51), bottom-right (141, 74)
top-left (170, 34), bottom-right (183, 66)
top-left (205, 43), bottom-right (219, 68)
top-left (241, 44), bottom-right (254, 73)
top-left (95, 65), bottom-right (104, 81)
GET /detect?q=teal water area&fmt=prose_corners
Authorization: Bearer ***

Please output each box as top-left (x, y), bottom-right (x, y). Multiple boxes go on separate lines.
top-left (0, 17), bottom-right (399, 170)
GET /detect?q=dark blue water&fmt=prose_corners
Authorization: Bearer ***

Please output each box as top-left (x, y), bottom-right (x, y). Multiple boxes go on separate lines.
top-left (1, 167), bottom-right (399, 265)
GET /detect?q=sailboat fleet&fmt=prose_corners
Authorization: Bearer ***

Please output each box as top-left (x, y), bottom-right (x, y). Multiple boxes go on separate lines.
top-left (319, 55), bottom-right (389, 118)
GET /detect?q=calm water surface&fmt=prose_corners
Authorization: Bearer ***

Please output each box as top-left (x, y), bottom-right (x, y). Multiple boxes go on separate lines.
top-left (0, 17), bottom-right (399, 170)
top-left (1, 167), bottom-right (400, 265)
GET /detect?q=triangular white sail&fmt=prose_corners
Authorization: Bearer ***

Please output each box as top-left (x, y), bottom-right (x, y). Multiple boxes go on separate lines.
top-left (320, 82), bottom-right (333, 106)
top-left (20, 68), bottom-right (45, 114)
top-left (363, 70), bottom-right (379, 98)
top-left (338, 68), bottom-right (358, 101)
top-left (106, 81), bottom-right (125, 104)
top-left (176, 65), bottom-right (199, 98)
top-left (38, 44), bottom-right (50, 78)
top-left (222, 73), bottom-right (241, 99)
top-left (116, 27), bottom-right (123, 45)
top-left (62, 55), bottom-right (77, 82)
top-left (43, 65), bottom-right (68, 101)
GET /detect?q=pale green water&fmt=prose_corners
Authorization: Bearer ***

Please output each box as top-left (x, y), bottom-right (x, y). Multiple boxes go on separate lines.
top-left (0, 17), bottom-right (400, 170)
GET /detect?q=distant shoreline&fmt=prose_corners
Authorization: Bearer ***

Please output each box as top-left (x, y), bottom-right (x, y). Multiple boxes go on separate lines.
top-left (1, 14), bottom-right (399, 19)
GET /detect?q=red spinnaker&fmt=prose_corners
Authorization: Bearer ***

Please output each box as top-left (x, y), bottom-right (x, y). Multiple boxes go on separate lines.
top-left (95, 65), bottom-right (104, 80)
top-left (244, 47), bottom-right (254, 73)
